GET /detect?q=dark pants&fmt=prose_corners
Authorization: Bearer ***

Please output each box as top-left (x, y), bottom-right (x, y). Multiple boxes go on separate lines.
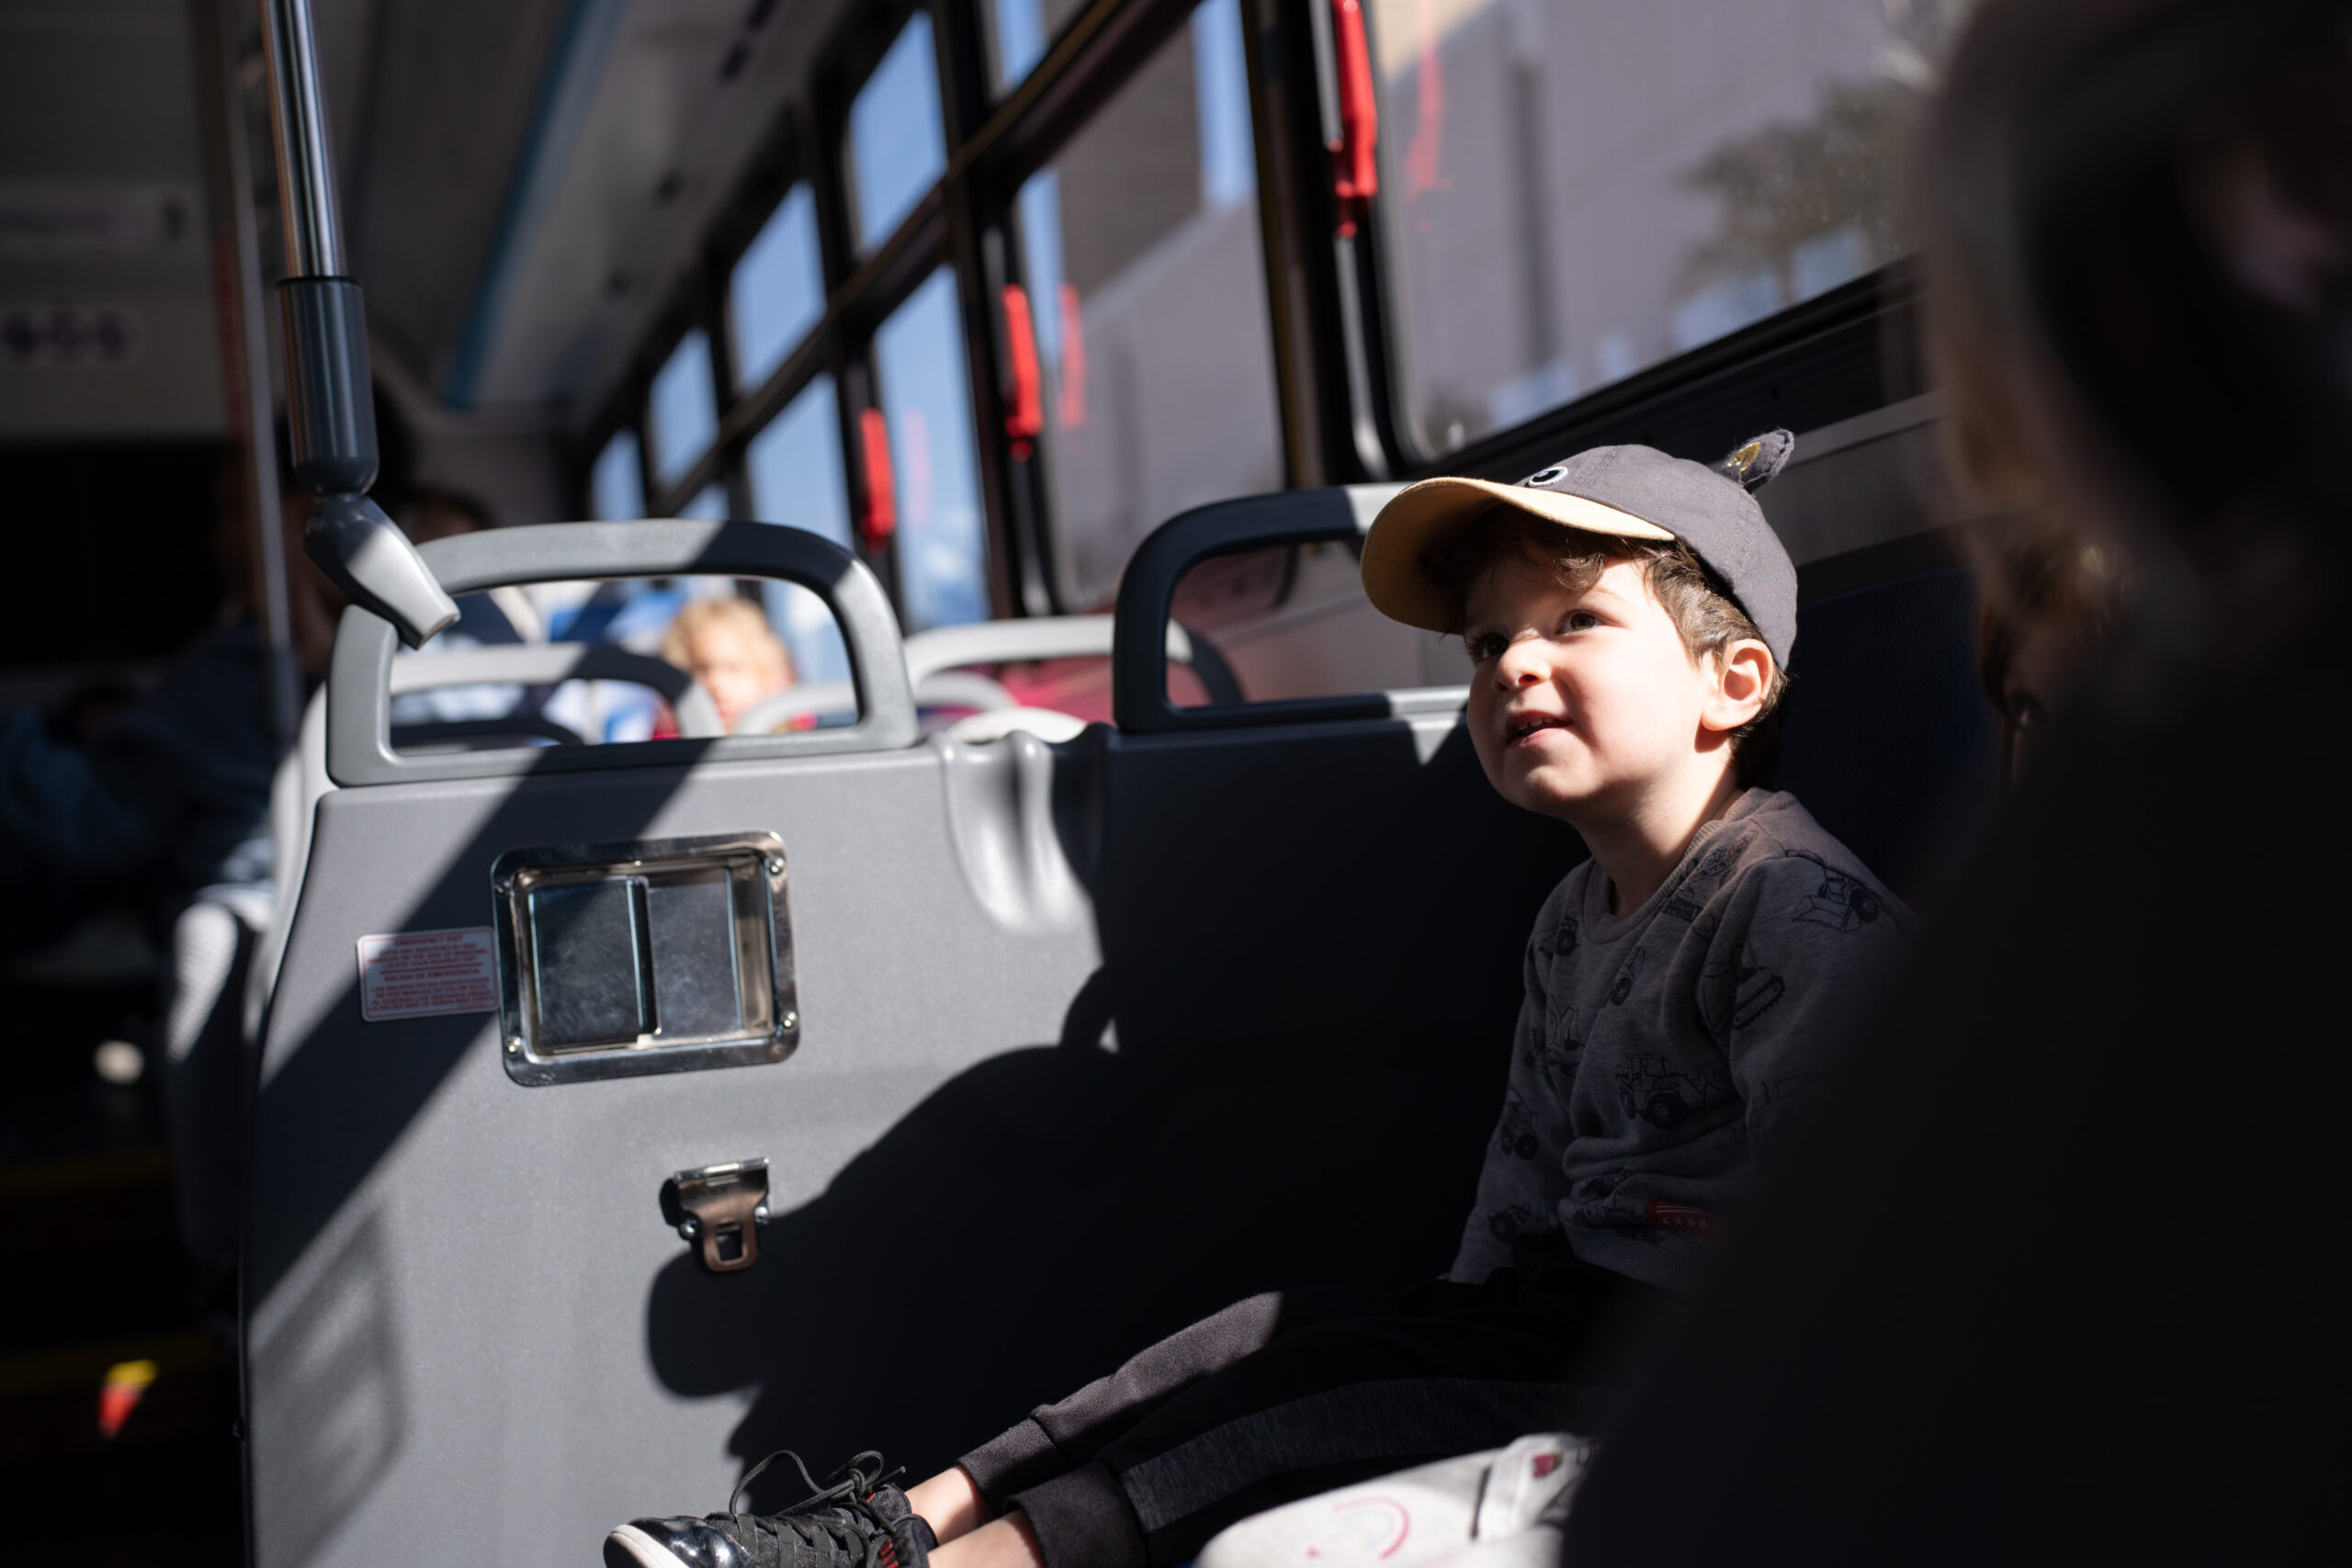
top-left (957, 1246), bottom-right (1657, 1568)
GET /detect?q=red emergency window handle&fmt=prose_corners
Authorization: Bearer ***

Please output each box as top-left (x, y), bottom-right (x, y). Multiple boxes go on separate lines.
top-left (857, 406), bottom-right (896, 544)
top-left (1000, 284), bottom-right (1044, 454)
top-left (1329, 0), bottom-right (1379, 236)
top-left (1057, 284), bottom-right (1087, 431)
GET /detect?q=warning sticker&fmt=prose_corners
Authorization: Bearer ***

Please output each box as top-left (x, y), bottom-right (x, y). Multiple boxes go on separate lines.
top-left (356, 927), bottom-right (499, 1022)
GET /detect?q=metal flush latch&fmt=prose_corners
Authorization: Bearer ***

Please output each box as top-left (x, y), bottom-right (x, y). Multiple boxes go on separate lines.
top-left (662, 1159), bottom-right (771, 1273)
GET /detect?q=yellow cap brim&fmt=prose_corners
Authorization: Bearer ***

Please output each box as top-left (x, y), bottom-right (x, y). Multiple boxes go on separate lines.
top-left (1360, 478), bottom-right (1678, 632)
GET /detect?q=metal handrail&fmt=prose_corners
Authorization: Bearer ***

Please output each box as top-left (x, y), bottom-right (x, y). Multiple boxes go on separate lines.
top-left (258, 0), bottom-right (344, 276)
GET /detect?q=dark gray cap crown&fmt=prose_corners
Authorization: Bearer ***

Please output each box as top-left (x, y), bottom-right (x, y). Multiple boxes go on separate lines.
top-left (1517, 432), bottom-right (1798, 666)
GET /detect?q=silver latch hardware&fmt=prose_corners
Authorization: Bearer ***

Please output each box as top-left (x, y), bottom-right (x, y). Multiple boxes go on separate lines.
top-left (663, 1158), bottom-right (771, 1273)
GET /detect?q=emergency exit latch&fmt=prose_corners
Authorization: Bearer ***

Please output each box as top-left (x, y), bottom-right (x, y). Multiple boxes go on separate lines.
top-left (663, 1159), bottom-right (770, 1273)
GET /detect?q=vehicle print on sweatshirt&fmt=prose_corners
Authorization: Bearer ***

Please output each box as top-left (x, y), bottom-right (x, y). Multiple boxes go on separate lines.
top-left (1664, 841), bottom-right (1744, 922)
top-left (1567, 1168), bottom-right (1646, 1232)
top-left (1606, 945), bottom-right (1647, 1005)
top-left (1699, 942), bottom-right (1785, 1043)
top-left (1518, 1004), bottom-right (1579, 1084)
top-left (1611, 1053), bottom-right (1733, 1129)
top-left (1485, 1201), bottom-right (1557, 1246)
top-left (1790, 853), bottom-right (1884, 932)
top-left (1493, 1090), bottom-right (1543, 1159)
top-left (1570, 1168), bottom-right (1625, 1205)
top-left (1542, 908), bottom-right (1579, 961)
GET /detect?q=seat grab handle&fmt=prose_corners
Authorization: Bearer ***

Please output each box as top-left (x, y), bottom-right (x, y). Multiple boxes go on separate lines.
top-left (326, 519), bottom-right (917, 786)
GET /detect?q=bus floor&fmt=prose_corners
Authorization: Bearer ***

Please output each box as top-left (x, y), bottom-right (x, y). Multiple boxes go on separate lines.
top-left (0, 975), bottom-right (243, 1565)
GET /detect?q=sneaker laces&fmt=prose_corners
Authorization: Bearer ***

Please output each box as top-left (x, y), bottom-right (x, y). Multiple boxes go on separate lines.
top-left (727, 1450), bottom-right (910, 1568)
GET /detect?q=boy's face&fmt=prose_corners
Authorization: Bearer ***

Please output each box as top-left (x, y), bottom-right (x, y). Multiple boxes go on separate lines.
top-left (1461, 548), bottom-right (1762, 826)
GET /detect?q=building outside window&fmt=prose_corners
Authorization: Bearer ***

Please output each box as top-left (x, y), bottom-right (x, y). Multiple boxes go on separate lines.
top-left (1364, 0), bottom-right (1973, 455)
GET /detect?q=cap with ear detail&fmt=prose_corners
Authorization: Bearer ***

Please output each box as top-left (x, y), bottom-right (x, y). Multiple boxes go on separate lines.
top-left (1711, 428), bottom-right (1796, 493)
top-left (1361, 432), bottom-right (1801, 667)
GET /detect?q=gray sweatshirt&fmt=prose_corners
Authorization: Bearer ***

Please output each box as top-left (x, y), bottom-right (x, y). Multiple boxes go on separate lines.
top-left (1453, 788), bottom-right (1908, 1291)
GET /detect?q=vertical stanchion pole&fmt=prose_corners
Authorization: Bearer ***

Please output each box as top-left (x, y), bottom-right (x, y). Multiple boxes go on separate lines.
top-left (254, 0), bottom-right (456, 649)
top-left (194, 0), bottom-right (300, 745)
top-left (257, 0), bottom-right (345, 280)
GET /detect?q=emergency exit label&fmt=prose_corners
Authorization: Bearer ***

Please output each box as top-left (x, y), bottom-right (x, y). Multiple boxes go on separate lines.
top-left (356, 928), bottom-right (499, 1021)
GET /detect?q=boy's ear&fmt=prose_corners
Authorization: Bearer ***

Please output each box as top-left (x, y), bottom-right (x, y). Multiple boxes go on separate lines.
top-left (1701, 639), bottom-right (1775, 733)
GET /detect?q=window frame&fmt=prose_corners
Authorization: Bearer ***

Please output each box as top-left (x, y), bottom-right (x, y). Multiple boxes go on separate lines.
top-left (575, 0), bottom-right (1295, 626)
top-left (569, 0), bottom-right (1933, 635)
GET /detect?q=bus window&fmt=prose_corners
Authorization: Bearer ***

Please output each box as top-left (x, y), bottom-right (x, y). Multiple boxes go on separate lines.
top-left (847, 11), bottom-right (946, 252)
top-left (873, 268), bottom-right (990, 632)
top-left (747, 375), bottom-right (856, 687)
top-left (676, 483), bottom-right (728, 521)
top-left (647, 329), bottom-right (718, 490)
top-left (729, 185), bottom-right (825, 391)
top-left (590, 429), bottom-right (645, 521)
top-left (1012, 0), bottom-right (1282, 611)
top-left (981, 0), bottom-right (1087, 94)
top-left (1364, 0), bottom-right (1969, 455)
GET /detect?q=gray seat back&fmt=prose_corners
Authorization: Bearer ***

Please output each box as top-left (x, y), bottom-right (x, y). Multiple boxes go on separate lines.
top-left (731, 615), bottom-right (1239, 734)
top-left (244, 644), bottom-right (728, 1045)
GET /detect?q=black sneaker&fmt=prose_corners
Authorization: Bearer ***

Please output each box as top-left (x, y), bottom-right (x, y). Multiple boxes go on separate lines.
top-left (605, 1450), bottom-right (939, 1568)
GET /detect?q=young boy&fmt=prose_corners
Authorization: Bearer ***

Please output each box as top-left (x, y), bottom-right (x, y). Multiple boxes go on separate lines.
top-left (606, 433), bottom-right (1907, 1568)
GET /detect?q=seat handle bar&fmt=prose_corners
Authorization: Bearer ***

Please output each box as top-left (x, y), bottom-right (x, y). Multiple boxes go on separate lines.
top-left (327, 519), bottom-right (917, 786)
top-left (1111, 485), bottom-right (1403, 735)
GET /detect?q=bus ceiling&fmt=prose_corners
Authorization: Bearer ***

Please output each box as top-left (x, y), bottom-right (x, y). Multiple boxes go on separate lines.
top-left (1, 0), bottom-right (1951, 631)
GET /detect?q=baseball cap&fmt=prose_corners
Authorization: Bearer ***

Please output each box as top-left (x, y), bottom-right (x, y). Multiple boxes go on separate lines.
top-left (1360, 431), bottom-right (1801, 668)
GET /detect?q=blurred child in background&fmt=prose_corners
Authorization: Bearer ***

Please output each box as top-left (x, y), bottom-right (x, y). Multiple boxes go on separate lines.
top-left (661, 596), bottom-right (796, 734)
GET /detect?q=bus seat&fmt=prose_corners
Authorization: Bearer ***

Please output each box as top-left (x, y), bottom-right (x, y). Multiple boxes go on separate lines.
top-left (1774, 561), bottom-right (1996, 900)
top-left (728, 671), bottom-right (1006, 733)
top-left (243, 643), bottom-right (727, 1049)
top-left (944, 706), bottom-right (1089, 744)
top-left (389, 640), bottom-right (725, 740)
top-left (729, 616), bottom-right (1238, 735)
top-left (162, 879), bottom-right (275, 1276)
top-left (906, 615), bottom-right (1243, 705)
top-left (244, 689), bottom-right (332, 1048)
top-left (243, 498), bottom-right (1994, 1568)
top-left (245, 523), bottom-right (956, 1567)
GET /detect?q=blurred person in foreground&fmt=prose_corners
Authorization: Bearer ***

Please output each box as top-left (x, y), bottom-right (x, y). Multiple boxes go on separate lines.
top-left (0, 419), bottom-right (392, 952)
top-left (660, 595), bottom-right (796, 734)
top-left (1556, 0), bottom-right (2352, 1562)
top-left (0, 395), bottom-right (411, 1286)
top-left (1971, 528), bottom-right (2125, 790)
